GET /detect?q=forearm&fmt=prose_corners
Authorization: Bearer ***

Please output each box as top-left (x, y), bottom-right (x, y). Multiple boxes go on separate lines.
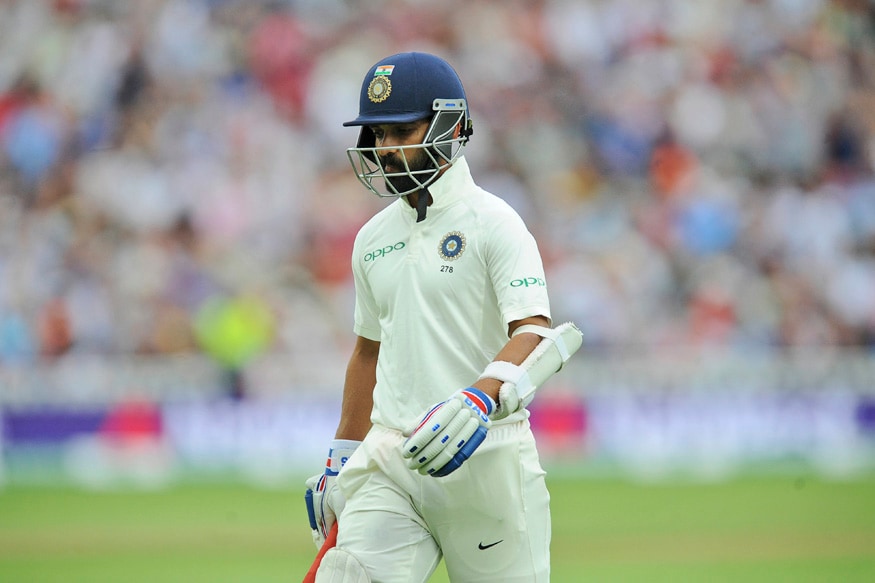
top-left (472, 316), bottom-right (549, 401)
top-left (335, 337), bottom-right (379, 441)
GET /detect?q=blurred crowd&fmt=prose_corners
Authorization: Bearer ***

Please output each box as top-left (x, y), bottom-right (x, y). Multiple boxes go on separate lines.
top-left (1, 0), bottom-right (874, 380)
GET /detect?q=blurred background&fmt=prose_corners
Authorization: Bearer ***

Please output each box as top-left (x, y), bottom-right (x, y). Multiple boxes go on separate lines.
top-left (1, 0), bottom-right (875, 489)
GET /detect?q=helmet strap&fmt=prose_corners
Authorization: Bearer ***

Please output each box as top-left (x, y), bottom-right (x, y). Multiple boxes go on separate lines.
top-left (415, 188), bottom-right (430, 222)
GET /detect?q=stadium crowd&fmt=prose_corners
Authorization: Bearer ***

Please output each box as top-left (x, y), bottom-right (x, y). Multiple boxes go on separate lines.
top-left (1, 0), bottom-right (874, 384)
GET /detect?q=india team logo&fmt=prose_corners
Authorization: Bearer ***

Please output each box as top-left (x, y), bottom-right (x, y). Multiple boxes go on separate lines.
top-left (438, 231), bottom-right (466, 261)
top-left (367, 76), bottom-right (391, 103)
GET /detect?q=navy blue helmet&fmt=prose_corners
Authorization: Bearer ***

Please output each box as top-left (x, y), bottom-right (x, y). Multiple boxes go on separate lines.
top-left (344, 52), bottom-right (473, 199)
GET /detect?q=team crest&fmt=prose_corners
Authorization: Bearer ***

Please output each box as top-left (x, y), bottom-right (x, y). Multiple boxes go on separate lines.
top-left (367, 76), bottom-right (391, 103)
top-left (438, 231), bottom-right (466, 261)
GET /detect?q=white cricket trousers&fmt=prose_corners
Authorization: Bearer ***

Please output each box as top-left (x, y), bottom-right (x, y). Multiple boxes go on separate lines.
top-left (319, 419), bottom-right (551, 583)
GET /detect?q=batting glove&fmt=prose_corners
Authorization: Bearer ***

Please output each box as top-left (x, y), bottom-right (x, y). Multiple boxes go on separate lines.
top-left (304, 439), bottom-right (360, 549)
top-left (402, 388), bottom-right (495, 477)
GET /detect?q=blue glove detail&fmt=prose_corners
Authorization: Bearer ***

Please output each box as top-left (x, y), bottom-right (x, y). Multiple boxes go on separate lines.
top-left (304, 489), bottom-right (318, 530)
top-left (429, 424), bottom-right (489, 477)
top-left (402, 388), bottom-right (495, 477)
top-left (304, 439), bottom-right (360, 548)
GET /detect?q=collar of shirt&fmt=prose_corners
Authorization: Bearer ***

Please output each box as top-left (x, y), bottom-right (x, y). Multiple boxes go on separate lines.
top-left (400, 155), bottom-right (473, 220)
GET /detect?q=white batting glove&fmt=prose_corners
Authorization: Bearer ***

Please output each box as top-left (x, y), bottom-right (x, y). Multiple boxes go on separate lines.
top-left (402, 388), bottom-right (495, 477)
top-left (304, 439), bottom-right (360, 549)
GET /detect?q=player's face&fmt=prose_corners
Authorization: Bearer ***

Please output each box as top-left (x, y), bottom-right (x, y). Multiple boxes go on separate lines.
top-left (370, 120), bottom-right (435, 194)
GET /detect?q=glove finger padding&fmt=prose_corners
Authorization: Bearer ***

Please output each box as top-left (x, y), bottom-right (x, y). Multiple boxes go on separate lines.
top-left (407, 410), bottom-right (477, 474)
top-left (419, 417), bottom-right (483, 477)
top-left (403, 398), bottom-right (463, 457)
top-left (402, 388), bottom-right (494, 477)
top-left (305, 473), bottom-right (342, 547)
top-left (304, 439), bottom-right (360, 549)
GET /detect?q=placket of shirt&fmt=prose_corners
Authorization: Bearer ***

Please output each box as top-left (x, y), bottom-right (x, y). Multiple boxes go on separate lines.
top-left (404, 215), bottom-right (429, 265)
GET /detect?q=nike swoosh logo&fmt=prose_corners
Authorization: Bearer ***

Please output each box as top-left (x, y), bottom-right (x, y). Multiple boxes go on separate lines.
top-left (478, 540), bottom-right (503, 550)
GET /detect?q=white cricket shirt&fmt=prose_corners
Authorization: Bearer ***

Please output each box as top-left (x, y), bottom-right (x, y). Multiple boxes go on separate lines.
top-left (351, 156), bottom-right (551, 430)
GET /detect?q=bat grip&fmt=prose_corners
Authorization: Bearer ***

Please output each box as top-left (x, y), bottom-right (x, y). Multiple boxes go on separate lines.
top-left (303, 522), bottom-right (339, 583)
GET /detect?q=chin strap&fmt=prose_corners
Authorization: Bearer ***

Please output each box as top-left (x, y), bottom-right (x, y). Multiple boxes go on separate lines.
top-left (415, 189), bottom-right (430, 222)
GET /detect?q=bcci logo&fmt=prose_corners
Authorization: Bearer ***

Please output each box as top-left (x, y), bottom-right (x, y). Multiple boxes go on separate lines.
top-left (438, 231), bottom-right (466, 261)
top-left (367, 77), bottom-right (391, 103)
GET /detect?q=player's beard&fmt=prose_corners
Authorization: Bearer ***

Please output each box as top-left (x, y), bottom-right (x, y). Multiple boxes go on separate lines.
top-left (380, 146), bottom-right (437, 196)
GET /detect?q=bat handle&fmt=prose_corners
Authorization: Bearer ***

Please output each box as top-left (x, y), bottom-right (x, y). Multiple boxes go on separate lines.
top-left (303, 522), bottom-right (339, 583)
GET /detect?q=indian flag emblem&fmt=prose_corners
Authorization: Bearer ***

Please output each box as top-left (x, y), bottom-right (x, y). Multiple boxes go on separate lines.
top-left (374, 65), bottom-right (395, 76)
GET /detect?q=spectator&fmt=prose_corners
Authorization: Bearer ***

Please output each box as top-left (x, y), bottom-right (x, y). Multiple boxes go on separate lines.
top-left (1, 0), bottom-right (874, 382)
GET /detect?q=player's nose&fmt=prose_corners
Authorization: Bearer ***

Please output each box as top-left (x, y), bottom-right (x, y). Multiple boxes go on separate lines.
top-left (380, 152), bottom-right (402, 172)
top-left (377, 135), bottom-right (401, 153)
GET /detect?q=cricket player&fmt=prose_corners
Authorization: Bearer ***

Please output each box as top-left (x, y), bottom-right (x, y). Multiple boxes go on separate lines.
top-left (305, 52), bottom-right (581, 582)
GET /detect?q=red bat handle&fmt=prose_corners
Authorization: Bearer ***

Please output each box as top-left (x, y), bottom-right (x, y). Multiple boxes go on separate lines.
top-left (303, 522), bottom-right (339, 583)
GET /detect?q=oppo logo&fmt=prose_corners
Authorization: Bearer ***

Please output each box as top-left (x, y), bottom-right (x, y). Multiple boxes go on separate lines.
top-left (510, 277), bottom-right (546, 288)
top-left (364, 241), bottom-right (406, 262)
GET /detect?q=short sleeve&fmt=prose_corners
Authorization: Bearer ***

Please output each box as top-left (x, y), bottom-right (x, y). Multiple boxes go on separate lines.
top-left (351, 234), bottom-right (382, 341)
top-left (485, 214), bottom-right (551, 327)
